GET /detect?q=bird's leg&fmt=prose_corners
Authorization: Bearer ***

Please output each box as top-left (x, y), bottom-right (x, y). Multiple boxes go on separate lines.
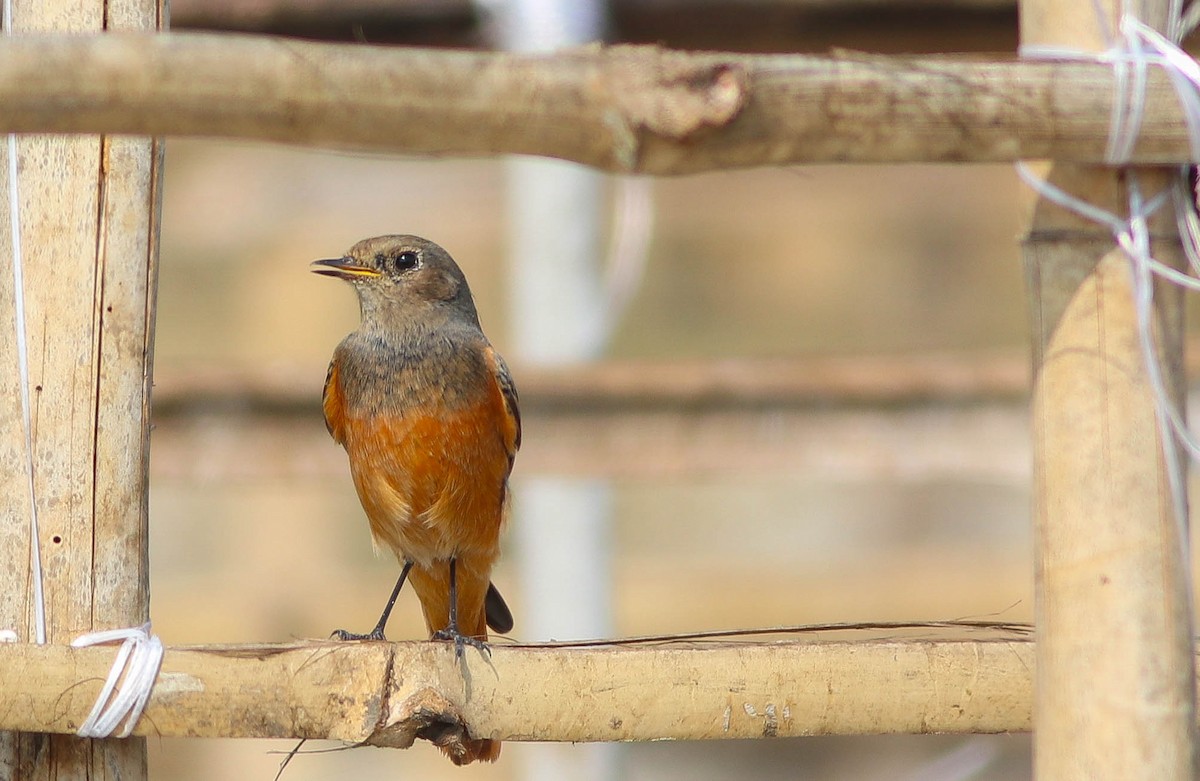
top-left (431, 556), bottom-right (490, 659)
top-left (333, 559), bottom-right (413, 641)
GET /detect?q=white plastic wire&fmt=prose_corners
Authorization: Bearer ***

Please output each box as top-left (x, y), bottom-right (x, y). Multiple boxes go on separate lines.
top-left (1124, 17), bottom-right (1200, 158)
top-left (71, 624), bottom-right (164, 738)
top-left (4, 0), bottom-right (47, 649)
top-left (1018, 8), bottom-right (1200, 580)
top-left (601, 176), bottom-right (654, 338)
top-left (1021, 16), bottom-right (1200, 165)
top-left (1019, 161), bottom-right (1195, 532)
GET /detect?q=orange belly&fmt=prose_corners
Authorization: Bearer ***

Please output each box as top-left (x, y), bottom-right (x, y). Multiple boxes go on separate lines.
top-left (341, 404), bottom-right (509, 568)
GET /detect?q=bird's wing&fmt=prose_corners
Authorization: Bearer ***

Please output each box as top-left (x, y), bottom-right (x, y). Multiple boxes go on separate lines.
top-left (321, 356), bottom-right (346, 444)
top-left (484, 346), bottom-right (521, 463)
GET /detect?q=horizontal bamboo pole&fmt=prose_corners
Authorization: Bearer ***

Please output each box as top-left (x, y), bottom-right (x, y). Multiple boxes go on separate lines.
top-left (152, 353), bottom-right (1033, 415)
top-left (149, 357), bottom-right (1035, 479)
top-left (0, 33), bottom-right (1194, 171)
top-left (171, 0), bottom-right (1016, 32)
top-left (0, 638), bottom-right (1034, 751)
top-left (168, 0), bottom-right (1019, 51)
top-left (150, 398), bottom-right (1032, 481)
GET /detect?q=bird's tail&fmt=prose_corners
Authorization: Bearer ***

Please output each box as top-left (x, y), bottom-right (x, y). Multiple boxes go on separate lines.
top-left (485, 581), bottom-right (513, 634)
top-left (441, 737), bottom-right (501, 765)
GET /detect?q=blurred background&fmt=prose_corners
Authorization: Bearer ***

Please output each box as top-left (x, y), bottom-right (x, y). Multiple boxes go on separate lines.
top-left (147, 1), bottom-right (1042, 778)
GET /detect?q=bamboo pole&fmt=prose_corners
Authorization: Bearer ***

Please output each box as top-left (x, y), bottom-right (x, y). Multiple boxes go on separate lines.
top-left (0, 638), bottom-right (1035, 747)
top-left (0, 0), bottom-right (163, 779)
top-left (146, 356), bottom-right (1036, 482)
top-left (150, 395), bottom-right (1031, 482)
top-left (168, 0), bottom-right (1017, 35)
top-left (1021, 0), bottom-right (1197, 779)
top-left (151, 353), bottom-right (1034, 413)
top-left (0, 34), bottom-right (1195, 170)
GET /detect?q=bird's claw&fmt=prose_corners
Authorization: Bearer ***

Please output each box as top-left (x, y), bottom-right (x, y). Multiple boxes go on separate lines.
top-left (331, 627), bottom-right (387, 642)
top-left (432, 628), bottom-right (491, 660)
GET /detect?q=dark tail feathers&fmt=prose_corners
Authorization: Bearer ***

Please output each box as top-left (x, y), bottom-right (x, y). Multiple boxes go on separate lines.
top-left (485, 582), bottom-right (513, 634)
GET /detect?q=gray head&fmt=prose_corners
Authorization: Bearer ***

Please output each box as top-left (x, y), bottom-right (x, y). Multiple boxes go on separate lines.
top-left (311, 235), bottom-right (481, 331)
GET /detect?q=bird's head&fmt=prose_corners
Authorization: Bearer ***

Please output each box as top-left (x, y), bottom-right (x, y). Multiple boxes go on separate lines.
top-left (311, 235), bottom-right (480, 328)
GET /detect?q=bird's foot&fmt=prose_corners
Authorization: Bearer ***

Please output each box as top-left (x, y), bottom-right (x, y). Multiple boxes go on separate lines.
top-left (432, 627), bottom-right (491, 660)
top-left (331, 627), bottom-right (387, 642)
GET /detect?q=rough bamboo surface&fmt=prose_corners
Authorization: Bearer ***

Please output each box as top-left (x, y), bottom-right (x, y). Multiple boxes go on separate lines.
top-left (147, 356), bottom-right (1036, 484)
top-left (0, 33), bottom-right (1196, 170)
top-left (1026, 195), bottom-right (1196, 781)
top-left (1022, 0), bottom-right (1198, 779)
top-left (0, 0), bottom-right (163, 778)
top-left (0, 639), bottom-right (1035, 748)
top-left (152, 353), bottom-right (1034, 412)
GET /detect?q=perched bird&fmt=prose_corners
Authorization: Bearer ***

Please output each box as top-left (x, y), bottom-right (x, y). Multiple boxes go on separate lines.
top-left (312, 235), bottom-right (519, 764)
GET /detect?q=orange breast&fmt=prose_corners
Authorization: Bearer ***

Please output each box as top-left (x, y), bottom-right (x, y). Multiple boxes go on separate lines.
top-left (338, 397), bottom-right (511, 567)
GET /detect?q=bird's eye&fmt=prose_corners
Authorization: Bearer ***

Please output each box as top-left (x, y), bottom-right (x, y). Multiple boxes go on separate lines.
top-left (394, 250), bottom-right (419, 272)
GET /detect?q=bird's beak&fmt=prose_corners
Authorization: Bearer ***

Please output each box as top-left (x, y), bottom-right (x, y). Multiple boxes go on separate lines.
top-left (310, 257), bottom-right (381, 279)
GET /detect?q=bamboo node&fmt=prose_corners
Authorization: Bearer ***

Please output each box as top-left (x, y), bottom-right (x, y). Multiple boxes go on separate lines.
top-left (602, 46), bottom-right (748, 141)
top-left (367, 686), bottom-right (471, 755)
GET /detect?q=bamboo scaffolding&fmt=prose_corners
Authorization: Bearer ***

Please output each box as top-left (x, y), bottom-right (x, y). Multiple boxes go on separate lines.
top-left (168, 0), bottom-right (1018, 51)
top-left (136, 353), bottom-right (1198, 482)
top-left (1021, 0), bottom-right (1197, 778)
top-left (0, 33), bottom-right (1196, 171)
top-left (0, 1), bottom-right (163, 779)
top-left (141, 344), bottom-right (1200, 413)
top-left (151, 353), bottom-right (1033, 414)
top-left (0, 638), bottom-right (1035, 749)
top-left (170, 0), bottom-right (1016, 29)
top-left (145, 356), bottom-right (1036, 482)
top-left (151, 400), bottom-right (1031, 481)
top-left (1, 2), bottom-right (1197, 777)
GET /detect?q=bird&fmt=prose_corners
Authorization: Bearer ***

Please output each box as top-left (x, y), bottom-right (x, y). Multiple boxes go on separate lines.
top-left (312, 235), bottom-right (519, 765)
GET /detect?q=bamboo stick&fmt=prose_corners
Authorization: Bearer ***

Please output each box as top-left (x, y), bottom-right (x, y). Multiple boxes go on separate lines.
top-left (1021, 0), bottom-right (1197, 778)
top-left (146, 355), bottom-right (1035, 482)
top-left (0, 1), bottom-right (163, 779)
top-left (0, 638), bottom-right (1035, 747)
top-left (169, 0), bottom-right (1016, 35)
top-left (169, 0), bottom-right (1020, 56)
top-left (150, 397), bottom-right (1031, 481)
top-left (0, 34), bottom-right (1195, 170)
top-left (151, 353), bottom-right (1033, 414)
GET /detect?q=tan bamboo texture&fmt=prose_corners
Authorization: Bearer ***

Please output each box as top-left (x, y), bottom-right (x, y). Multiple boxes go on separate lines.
top-left (0, 639), bottom-right (1034, 744)
top-left (0, 34), bottom-right (1196, 170)
top-left (0, 0), bottom-right (163, 778)
top-left (1021, 0), bottom-right (1198, 778)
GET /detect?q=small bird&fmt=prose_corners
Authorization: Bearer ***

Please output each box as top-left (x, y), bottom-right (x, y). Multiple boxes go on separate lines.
top-left (312, 235), bottom-right (519, 765)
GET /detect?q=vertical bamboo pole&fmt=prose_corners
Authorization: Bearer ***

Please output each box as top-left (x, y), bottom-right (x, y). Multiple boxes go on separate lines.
top-left (1022, 0), bottom-right (1197, 779)
top-left (0, 0), bottom-right (164, 779)
top-left (492, 2), bottom-right (618, 780)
